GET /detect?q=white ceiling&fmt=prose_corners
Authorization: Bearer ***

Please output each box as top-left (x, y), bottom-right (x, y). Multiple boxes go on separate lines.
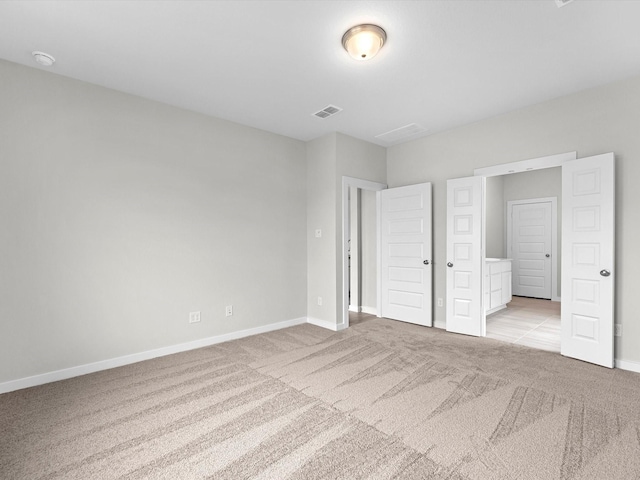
top-left (1, 1), bottom-right (640, 147)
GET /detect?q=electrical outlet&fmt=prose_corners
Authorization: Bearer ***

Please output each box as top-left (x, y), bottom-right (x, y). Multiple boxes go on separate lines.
top-left (317, 296), bottom-right (323, 306)
top-left (315, 229), bottom-right (322, 238)
top-left (189, 311), bottom-right (201, 324)
top-left (615, 324), bottom-right (622, 337)
top-left (225, 305), bottom-right (233, 317)
top-left (437, 298), bottom-right (443, 307)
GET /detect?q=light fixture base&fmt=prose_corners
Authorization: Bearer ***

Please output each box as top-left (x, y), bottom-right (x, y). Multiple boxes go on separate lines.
top-left (32, 51), bottom-right (55, 67)
top-left (342, 24), bottom-right (386, 61)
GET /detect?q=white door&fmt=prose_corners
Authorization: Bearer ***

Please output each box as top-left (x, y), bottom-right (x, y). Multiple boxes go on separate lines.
top-left (561, 153), bottom-right (615, 368)
top-left (510, 201), bottom-right (552, 299)
top-left (446, 176), bottom-right (485, 336)
top-left (380, 183), bottom-right (432, 326)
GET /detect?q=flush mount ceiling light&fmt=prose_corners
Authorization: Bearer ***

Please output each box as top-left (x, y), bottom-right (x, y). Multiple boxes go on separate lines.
top-left (32, 51), bottom-right (55, 67)
top-left (342, 24), bottom-right (386, 61)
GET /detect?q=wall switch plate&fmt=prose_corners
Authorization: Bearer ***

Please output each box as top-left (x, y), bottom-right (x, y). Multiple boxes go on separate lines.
top-left (317, 296), bottom-right (323, 306)
top-left (225, 305), bottom-right (233, 317)
top-left (315, 229), bottom-right (322, 238)
top-left (189, 311), bottom-right (201, 323)
top-left (437, 298), bottom-right (443, 307)
top-left (615, 324), bottom-right (622, 337)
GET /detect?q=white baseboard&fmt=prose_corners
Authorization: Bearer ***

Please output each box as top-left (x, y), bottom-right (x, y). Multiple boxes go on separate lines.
top-left (615, 358), bottom-right (640, 374)
top-left (307, 316), bottom-right (347, 331)
top-left (0, 316), bottom-right (307, 395)
top-left (8, 314), bottom-right (633, 395)
top-left (361, 306), bottom-right (377, 315)
top-left (348, 305), bottom-right (360, 313)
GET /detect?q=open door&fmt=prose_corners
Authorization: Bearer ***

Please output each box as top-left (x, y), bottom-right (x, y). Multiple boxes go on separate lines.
top-left (380, 183), bottom-right (432, 326)
top-left (446, 176), bottom-right (485, 336)
top-left (561, 153), bottom-right (615, 368)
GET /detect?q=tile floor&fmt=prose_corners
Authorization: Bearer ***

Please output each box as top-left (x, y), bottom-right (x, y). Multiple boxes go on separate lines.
top-left (486, 295), bottom-right (561, 352)
top-left (351, 296), bottom-right (561, 353)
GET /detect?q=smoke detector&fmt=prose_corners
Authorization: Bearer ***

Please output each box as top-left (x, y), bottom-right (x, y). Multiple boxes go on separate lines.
top-left (32, 51), bottom-right (55, 67)
top-left (555, 0), bottom-right (575, 7)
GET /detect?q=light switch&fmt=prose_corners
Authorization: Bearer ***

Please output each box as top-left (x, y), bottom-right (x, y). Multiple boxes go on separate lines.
top-left (315, 229), bottom-right (322, 238)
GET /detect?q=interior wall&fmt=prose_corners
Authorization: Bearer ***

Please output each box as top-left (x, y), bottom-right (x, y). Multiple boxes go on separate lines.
top-left (503, 167), bottom-right (562, 297)
top-left (335, 133), bottom-right (387, 325)
top-left (485, 175), bottom-right (505, 258)
top-left (0, 59), bottom-right (307, 384)
top-left (306, 133), bottom-right (337, 325)
top-left (306, 132), bottom-right (385, 328)
top-left (387, 73), bottom-right (640, 365)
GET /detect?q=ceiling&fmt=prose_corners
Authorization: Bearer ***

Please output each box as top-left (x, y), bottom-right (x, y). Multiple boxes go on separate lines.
top-left (1, 0), bottom-right (640, 147)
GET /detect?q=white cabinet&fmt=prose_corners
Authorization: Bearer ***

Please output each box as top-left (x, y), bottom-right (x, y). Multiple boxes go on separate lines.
top-left (485, 259), bottom-right (512, 315)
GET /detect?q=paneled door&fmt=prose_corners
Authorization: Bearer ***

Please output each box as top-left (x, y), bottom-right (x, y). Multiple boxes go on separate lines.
top-left (510, 201), bottom-right (553, 299)
top-left (561, 153), bottom-right (615, 368)
top-left (446, 176), bottom-right (485, 336)
top-left (380, 183), bottom-right (432, 326)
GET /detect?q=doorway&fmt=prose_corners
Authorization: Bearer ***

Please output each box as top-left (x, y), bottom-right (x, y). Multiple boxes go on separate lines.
top-left (348, 186), bottom-right (378, 317)
top-left (341, 177), bottom-right (433, 329)
top-left (446, 151), bottom-right (616, 368)
top-left (483, 168), bottom-right (561, 349)
top-left (341, 176), bottom-right (386, 329)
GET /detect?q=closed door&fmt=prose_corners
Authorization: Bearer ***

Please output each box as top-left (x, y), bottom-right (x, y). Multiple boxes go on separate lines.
top-left (561, 153), bottom-right (615, 368)
top-left (380, 183), bottom-right (432, 326)
top-left (446, 176), bottom-right (485, 337)
top-left (510, 201), bottom-right (552, 299)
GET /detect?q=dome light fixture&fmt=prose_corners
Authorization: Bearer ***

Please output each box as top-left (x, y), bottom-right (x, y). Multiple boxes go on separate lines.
top-left (342, 24), bottom-right (386, 61)
top-left (32, 51), bottom-right (55, 67)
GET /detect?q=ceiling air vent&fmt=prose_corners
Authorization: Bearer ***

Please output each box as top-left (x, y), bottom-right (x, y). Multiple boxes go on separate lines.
top-left (312, 105), bottom-right (342, 119)
top-left (375, 123), bottom-right (428, 144)
top-left (555, 0), bottom-right (575, 7)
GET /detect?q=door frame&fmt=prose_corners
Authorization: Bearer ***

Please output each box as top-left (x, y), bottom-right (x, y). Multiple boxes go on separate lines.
top-left (472, 152), bottom-right (576, 342)
top-left (474, 151), bottom-right (577, 177)
top-left (506, 197), bottom-right (559, 302)
top-left (341, 176), bottom-right (387, 329)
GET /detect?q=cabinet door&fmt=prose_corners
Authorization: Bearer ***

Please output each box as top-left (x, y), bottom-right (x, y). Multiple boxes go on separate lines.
top-left (501, 271), bottom-right (512, 305)
top-left (483, 273), bottom-right (489, 311)
top-left (490, 273), bottom-right (501, 309)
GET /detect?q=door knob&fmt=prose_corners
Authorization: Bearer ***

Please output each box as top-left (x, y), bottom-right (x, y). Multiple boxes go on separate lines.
top-left (447, 262), bottom-right (453, 268)
top-left (545, 254), bottom-right (550, 258)
top-left (423, 260), bottom-right (430, 265)
top-left (600, 269), bottom-right (611, 277)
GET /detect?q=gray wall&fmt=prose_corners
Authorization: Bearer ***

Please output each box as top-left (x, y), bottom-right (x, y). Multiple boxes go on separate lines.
top-left (387, 74), bottom-right (640, 363)
top-left (4, 54), bottom-right (639, 385)
top-left (306, 132), bottom-right (386, 327)
top-left (306, 133), bottom-right (337, 325)
top-left (485, 175), bottom-right (505, 258)
top-left (0, 60), bottom-right (307, 383)
top-left (503, 167), bottom-right (562, 297)
top-left (347, 188), bottom-right (377, 314)
top-left (335, 134), bottom-right (387, 323)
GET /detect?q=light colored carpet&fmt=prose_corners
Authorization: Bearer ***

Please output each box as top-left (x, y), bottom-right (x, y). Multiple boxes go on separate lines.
top-left (2, 317), bottom-right (640, 479)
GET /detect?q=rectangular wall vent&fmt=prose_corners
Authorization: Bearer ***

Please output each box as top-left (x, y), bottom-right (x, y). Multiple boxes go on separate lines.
top-left (312, 104), bottom-right (342, 119)
top-left (375, 123), bottom-right (428, 144)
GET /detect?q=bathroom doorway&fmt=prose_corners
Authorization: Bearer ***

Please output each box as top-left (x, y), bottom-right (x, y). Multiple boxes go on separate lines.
top-left (485, 169), bottom-right (561, 352)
